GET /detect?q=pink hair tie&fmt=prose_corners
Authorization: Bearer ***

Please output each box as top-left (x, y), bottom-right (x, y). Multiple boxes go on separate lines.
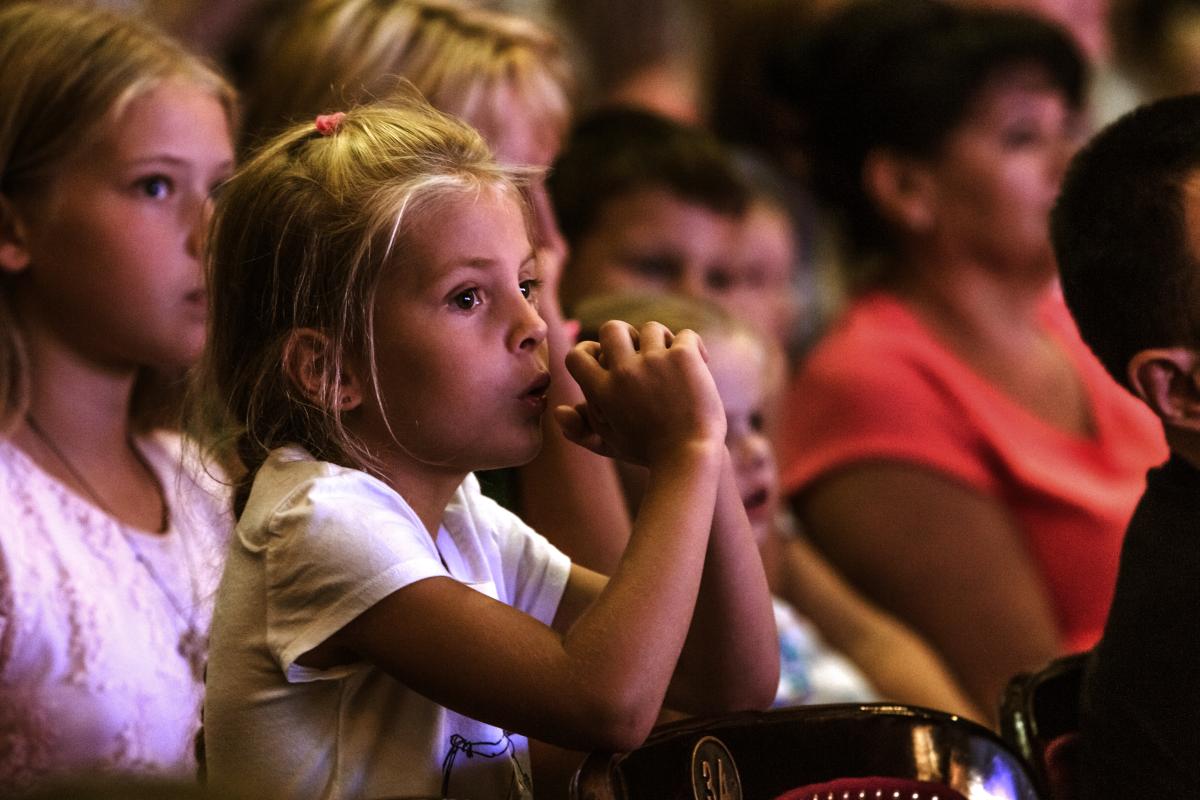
top-left (314, 112), bottom-right (346, 136)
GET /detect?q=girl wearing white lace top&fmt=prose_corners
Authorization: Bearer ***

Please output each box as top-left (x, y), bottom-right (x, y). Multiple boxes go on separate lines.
top-left (0, 4), bottom-right (235, 791)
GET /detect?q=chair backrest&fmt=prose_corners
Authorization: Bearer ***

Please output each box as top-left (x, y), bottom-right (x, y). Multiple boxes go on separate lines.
top-left (1000, 652), bottom-right (1089, 800)
top-left (570, 703), bottom-right (1039, 800)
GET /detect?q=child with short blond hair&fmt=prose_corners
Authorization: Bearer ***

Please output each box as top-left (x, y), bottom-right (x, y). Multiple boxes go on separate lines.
top-left (199, 91), bottom-right (777, 800)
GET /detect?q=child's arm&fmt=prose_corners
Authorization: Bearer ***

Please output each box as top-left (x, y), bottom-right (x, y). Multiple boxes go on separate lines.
top-left (659, 450), bottom-right (779, 714)
top-left (303, 322), bottom-right (751, 751)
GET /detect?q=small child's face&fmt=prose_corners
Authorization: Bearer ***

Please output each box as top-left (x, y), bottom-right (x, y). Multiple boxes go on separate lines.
top-left (563, 187), bottom-right (741, 310)
top-left (354, 188), bottom-right (550, 475)
top-left (706, 332), bottom-right (779, 544)
top-left (6, 80), bottom-right (233, 370)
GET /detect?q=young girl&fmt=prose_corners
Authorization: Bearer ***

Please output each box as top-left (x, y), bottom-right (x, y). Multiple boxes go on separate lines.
top-left (574, 292), bottom-right (983, 720)
top-left (198, 92), bottom-right (777, 800)
top-left (0, 3), bottom-right (235, 790)
top-left (241, 0), bottom-right (633, 577)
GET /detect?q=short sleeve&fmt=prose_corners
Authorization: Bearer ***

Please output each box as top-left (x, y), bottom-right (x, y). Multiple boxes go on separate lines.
top-left (260, 471), bottom-right (449, 680)
top-left (454, 477), bottom-right (570, 626)
top-left (778, 329), bottom-right (996, 497)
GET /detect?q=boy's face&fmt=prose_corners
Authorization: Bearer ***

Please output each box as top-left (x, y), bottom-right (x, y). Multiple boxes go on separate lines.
top-left (727, 200), bottom-right (800, 347)
top-left (562, 187), bottom-right (741, 310)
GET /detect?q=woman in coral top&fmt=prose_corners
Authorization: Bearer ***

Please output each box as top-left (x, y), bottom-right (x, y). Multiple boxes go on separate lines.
top-left (777, 0), bottom-right (1167, 719)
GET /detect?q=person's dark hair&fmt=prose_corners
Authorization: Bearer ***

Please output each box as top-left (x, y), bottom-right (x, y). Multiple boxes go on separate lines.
top-left (547, 106), bottom-right (750, 246)
top-left (1052, 93), bottom-right (1200, 389)
top-left (794, 0), bottom-right (1085, 271)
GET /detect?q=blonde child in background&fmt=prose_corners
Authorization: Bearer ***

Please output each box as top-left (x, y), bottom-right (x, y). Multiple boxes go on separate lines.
top-left (238, 0), bottom-right (634, 576)
top-left (574, 292), bottom-right (983, 720)
top-left (198, 92), bottom-right (777, 800)
top-left (0, 3), bottom-right (235, 790)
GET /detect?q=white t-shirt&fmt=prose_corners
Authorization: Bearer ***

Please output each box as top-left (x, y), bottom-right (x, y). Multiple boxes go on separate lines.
top-left (772, 597), bottom-right (879, 707)
top-left (204, 447), bottom-right (571, 800)
top-left (0, 432), bottom-right (230, 792)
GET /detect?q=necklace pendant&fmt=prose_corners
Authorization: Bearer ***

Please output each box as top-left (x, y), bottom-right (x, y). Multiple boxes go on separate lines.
top-left (178, 625), bottom-right (208, 683)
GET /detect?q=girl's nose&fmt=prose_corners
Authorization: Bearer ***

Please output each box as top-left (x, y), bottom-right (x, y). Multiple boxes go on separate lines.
top-left (509, 293), bottom-right (548, 353)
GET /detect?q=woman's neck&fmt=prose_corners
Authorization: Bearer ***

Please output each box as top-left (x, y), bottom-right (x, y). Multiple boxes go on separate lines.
top-left (886, 247), bottom-right (1054, 349)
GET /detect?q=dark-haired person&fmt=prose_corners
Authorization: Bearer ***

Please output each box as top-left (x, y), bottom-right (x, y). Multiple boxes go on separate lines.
top-left (550, 107), bottom-right (753, 316)
top-left (1052, 93), bottom-right (1200, 798)
top-left (775, 0), bottom-right (1166, 717)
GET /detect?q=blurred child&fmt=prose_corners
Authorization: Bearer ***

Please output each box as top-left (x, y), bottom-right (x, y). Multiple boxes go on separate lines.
top-left (551, 106), bottom-right (809, 352)
top-left (575, 292), bottom-right (982, 718)
top-left (0, 3), bottom-right (235, 789)
top-left (198, 93), bottom-right (777, 800)
top-left (1052, 93), bottom-right (1200, 799)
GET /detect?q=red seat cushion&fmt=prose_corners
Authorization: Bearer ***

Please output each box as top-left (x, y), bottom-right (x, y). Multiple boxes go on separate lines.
top-left (773, 776), bottom-right (969, 800)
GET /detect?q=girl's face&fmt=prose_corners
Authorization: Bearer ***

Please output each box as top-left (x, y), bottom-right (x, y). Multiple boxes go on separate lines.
top-left (7, 80), bottom-right (233, 371)
top-left (706, 332), bottom-right (779, 544)
top-left (355, 188), bottom-right (549, 476)
top-left (920, 68), bottom-right (1076, 279)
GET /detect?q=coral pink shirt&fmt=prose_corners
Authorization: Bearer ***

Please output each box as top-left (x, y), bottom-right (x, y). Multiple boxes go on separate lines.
top-left (778, 292), bottom-right (1167, 653)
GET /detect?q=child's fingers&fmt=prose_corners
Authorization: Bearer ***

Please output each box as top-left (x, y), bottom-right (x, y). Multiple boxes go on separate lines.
top-left (636, 321), bottom-right (672, 353)
top-left (564, 340), bottom-right (605, 386)
top-left (554, 404), bottom-right (614, 457)
top-left (597, 319), bottom-right (638, 362)
top-left (671, 328), bottom-right (708, 362)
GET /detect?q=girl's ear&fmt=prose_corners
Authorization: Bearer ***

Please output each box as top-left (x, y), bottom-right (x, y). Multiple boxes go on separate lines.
top-left (0, 195), bottom-right (32, 274)
top-left (1128, 347), bottom-right (1200, 432)
top-left (282, 328), bottom-right (364, 412)
top-left (862, 149), bottom-right (936, 235)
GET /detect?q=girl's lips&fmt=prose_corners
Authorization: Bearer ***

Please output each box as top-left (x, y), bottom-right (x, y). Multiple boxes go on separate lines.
top-left (521, 372), bottom-right (551, 412)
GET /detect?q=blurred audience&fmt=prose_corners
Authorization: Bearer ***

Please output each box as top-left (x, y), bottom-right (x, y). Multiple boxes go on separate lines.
top-left (776, 0), bottom-right (1166, 718)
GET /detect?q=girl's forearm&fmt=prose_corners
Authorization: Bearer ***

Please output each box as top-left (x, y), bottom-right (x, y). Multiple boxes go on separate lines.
top-left (556, 441), bottom-right (723, 744)
top-left (668, 451), bottom-right (779, 713)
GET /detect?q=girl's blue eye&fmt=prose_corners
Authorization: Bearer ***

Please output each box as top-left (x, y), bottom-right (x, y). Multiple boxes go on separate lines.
top-left (137, 175), bottom-right (172, 200)
top-left (452, 288), bottom-right (480, 310)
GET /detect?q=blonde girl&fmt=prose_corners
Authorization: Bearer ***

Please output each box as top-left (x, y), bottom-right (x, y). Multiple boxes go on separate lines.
top-left (0, 2), bottom-right (235, 790)
top-left (198, 92), bottom-right (777, 800)
top-left (242, 0), bottom-right (634, 576)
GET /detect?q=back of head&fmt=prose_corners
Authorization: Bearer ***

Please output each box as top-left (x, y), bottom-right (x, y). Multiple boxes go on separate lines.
top-left (1052, 93), bottom-right (1200, 389)
top-left (0, 1), bottom-right (233, 426)
top-left (548, 106), bottom-right (750, 248)
top-left (201, 87), bottom-right (525, 514)
top-left (796, 0), bottom-right (1085, 267)
top-left (241, 0), bottom-right (572, 154)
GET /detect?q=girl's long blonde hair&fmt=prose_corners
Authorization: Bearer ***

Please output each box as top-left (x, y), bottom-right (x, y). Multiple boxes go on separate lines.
top-left (241, 0), bottom-right (572, 155)
top-left (0, 2), bottom-right (235, 432)
top-left (198, 88), bottom-right (530, 516)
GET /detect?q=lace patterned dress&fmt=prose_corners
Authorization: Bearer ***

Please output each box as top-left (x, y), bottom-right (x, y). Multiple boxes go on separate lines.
top-left (0, 432), bottom-right (230, 792)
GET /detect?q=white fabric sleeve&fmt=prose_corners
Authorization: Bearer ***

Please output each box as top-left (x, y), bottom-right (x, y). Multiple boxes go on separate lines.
top-left (263, 471), bottom-right (449, 681)
top-left (462, 478), bottom-right (571, 626)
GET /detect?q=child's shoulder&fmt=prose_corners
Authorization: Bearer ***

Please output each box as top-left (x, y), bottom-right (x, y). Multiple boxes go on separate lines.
top-left (238, 446), bottom-right (426, 549)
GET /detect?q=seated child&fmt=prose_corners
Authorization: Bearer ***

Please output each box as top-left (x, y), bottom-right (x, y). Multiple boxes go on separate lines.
top-left (574, 292), bottom-right (982, 718)
top-left (197, 91), bottom-right (778, 800)
top-left (1051, 93), bottom-right (1200, 798)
